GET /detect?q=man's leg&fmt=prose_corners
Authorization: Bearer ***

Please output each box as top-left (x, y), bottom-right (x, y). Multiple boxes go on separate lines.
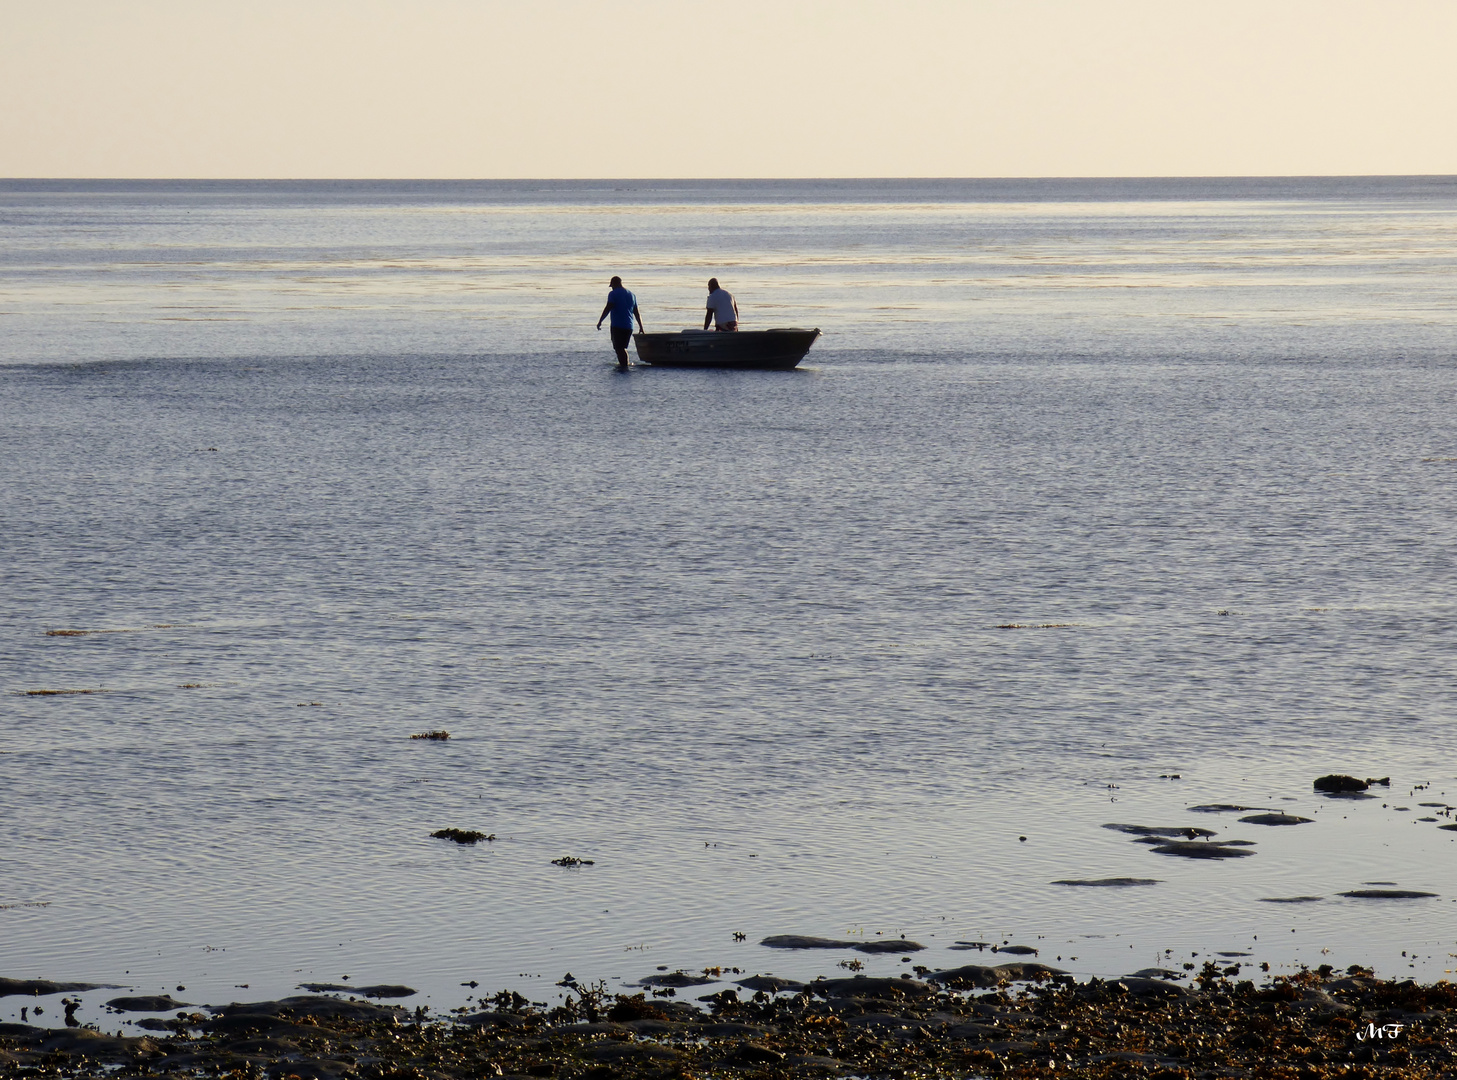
top-left (611, 326), bottom-right (631, 365)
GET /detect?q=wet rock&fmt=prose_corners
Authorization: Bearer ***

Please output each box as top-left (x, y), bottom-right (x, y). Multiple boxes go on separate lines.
top-left (637, 972), bottom-right (716, 987)
top-left (1238, 813), bottom-right (1313, 825)
top-left (296, 983), bottom-right (416, 997)
top-left (550, 856), bottom-right (593, 866)
top-left (1127, 968), bottom-right (1185, 979)
top-left (848, 1012), bottom-right (930, 1032)
top-left (1187, 804), bottom-right (1261, 813)
top-left (1104, 824), bottom-right (1217, 839)
top-left (852, 939), bottom-right (925, 954)
top-left (946, 1020), bottom-right (1002, 1039)
top-left (105, 994), bottom-right (190, 1011)
top-left (993, 945), bottom-right (1038, 955)
top-left (733, 976), bottom-right (805, 993)
top-left (1052, 877), bottom-right (1162, 887)
top-left (0, 978), bottom-right (115, 998)
top-left (1117, 977), bottom-right (1188, 997)
top-left (722, 1041), bottom-right (785, 1064)
top-left (1314, 774), bottom-right (1368, 792)
top-left (927, 963), bottom-right (1064, 988)
top-left (1258, 895), bottom-right (1324, 903)
top-left (206, 995), bottom-right (406, 1024)
top-left (691, 1020), bottom-right (766, 1036)
top-left (1338, 889), bottom-right (1438, 899)
top-left (410, 730), bottom-right (450, 740)
top-left (759, 935), bottom-right (847, 949)
top-left (586, 1041), bottom-right (681, 1063)
top-left (458, 1010), bottom-right (531, 1029)
top-left (1149, 841), bottom-right (1254, 859)
top-left (809, 976), bottom-right (932, 1000)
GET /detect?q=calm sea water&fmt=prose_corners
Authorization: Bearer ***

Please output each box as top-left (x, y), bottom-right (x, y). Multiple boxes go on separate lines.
top-left (3, 179), bottom-right (1457, 1025)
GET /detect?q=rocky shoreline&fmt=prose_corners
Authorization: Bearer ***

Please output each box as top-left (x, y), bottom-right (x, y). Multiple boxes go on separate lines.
top-left (4, 959), bottom-right (1453, 1079)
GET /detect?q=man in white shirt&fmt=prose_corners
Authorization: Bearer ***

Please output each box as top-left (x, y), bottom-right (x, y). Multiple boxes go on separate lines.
top-left (703, 278), bottom-right (739, 331)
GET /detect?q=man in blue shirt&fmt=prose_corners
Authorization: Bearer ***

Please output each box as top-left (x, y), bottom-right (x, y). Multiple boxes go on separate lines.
top-left (596, 276), bottom-right (645, 368)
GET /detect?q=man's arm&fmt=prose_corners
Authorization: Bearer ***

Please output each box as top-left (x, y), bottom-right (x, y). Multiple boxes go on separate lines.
top-left (703, 303), bottom-right (713, 330)
top-left (732, 297), bottom-right (739, 322)
top-left (597, 301), bottom-right (611, 329)
top-left (633, 304), bottom-right (644, 332)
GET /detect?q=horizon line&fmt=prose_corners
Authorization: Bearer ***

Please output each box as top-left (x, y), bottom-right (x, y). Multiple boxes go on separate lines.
top-left (4, 173), bottom-right (1457, 184)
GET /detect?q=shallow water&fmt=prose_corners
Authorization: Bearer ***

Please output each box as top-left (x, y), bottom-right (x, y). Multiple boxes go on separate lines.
top-left (3, 179), bottom-right (1457, 1026)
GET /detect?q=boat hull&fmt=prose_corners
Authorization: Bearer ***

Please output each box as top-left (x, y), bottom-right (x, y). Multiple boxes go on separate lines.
top-left (633, 328), bottom-right (820, 370)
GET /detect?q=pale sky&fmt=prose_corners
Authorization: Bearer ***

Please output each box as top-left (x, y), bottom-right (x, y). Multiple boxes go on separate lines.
top-left (3, 0), bottom-right (1455, 178)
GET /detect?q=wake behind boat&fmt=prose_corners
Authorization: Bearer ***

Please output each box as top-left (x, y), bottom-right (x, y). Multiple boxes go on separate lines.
top-left (632, 328), bottom-right (820, 370)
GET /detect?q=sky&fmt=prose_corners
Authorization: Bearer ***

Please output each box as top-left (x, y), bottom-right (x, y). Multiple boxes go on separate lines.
top-left (3, 0), bottom-right (1456, 179)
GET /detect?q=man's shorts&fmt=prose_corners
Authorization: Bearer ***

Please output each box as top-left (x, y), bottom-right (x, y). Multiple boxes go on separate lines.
top-left (610, 325), bottom-right (633, 351)
top-left (715, 322), bottom-right (738, 332)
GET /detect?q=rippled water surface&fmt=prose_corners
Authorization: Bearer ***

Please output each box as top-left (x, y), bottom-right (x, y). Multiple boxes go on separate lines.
top-left (3, 179), bottom-right (1457, 1023)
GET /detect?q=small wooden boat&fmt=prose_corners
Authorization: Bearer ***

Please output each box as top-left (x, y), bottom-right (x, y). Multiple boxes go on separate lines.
top-left (632, 328), bottom-right (820, 370)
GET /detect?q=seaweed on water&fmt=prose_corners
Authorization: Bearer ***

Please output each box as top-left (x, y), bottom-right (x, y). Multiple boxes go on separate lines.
top-left (431, 829), bottom-right (494, 845)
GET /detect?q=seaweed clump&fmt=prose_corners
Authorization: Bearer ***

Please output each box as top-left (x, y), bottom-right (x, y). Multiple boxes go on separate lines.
top-left (430, 829), bottom-right (494, 844)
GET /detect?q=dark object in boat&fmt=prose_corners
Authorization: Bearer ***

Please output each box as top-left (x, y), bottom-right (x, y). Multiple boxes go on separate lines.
top-left (633, 328), bottom-right (820, 369)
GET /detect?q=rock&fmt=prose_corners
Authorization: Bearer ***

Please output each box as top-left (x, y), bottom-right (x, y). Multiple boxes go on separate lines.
top-left (105, 995), bottom-right (191, 1011)
top-left (1238, 813), bottom-right (1313, 825)
top-left (1051, 878), bottom-right (1162, 887)
top-left (1148, 841), bottom-right (1254, 859)
top-left (587, 1042), bottom-right (681, 1064)
top-left (1187, 804), bottom-right (1260, 813)
top-left (734, 976), bottom-right (805, 993)
top-left (205, 995), bottom-right (406, 1024)
top-left (1116, 977), bottom-right (1188, 997)
top-left (692, 1021), bottom-right (766, 1036)
top-left (1314, 774), bottom-right (1368, 792)
top-left (1338, 889), bottom-right (1437, 899)
top-left (723, 1042), bottom-right (785, 1064)
top-left (1127, 968), bottom-right (1184, 979)
top-left (458, 1010), bottom-right (530, 1029)
top-left (1103, 824), bottom-right (1217, 838)
top-left (927, 963), bottom-right (1064, 988)
top-left (0, 978), bottom-right (115, 998)
top-left (852, 939), bottom-right (925, 954)
top-left (1257, 896), bottom-right (1324, 903)
top-left (759, 935), bottom-right (848, 950)
top-left (296, 983), bottom-right (416, 998)
top-left (638, 972), bottom-right (716, 987)
top-left (808, 976), bottom-right (932, 1000)
top-left (848, 1012), bottom-right (930, 1032)
top-left (131, 1017), bottom-right (180, 1031)
top-left (992, 945), bottom-right (1038, 956)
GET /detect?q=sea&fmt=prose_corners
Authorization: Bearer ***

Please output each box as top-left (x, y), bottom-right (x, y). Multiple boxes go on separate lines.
top-left (3, 178), bottom-right (1456, 1025)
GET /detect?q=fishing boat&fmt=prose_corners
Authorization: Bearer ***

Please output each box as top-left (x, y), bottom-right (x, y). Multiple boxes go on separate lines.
top-left (632, 328), bottom-right (820, 370)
